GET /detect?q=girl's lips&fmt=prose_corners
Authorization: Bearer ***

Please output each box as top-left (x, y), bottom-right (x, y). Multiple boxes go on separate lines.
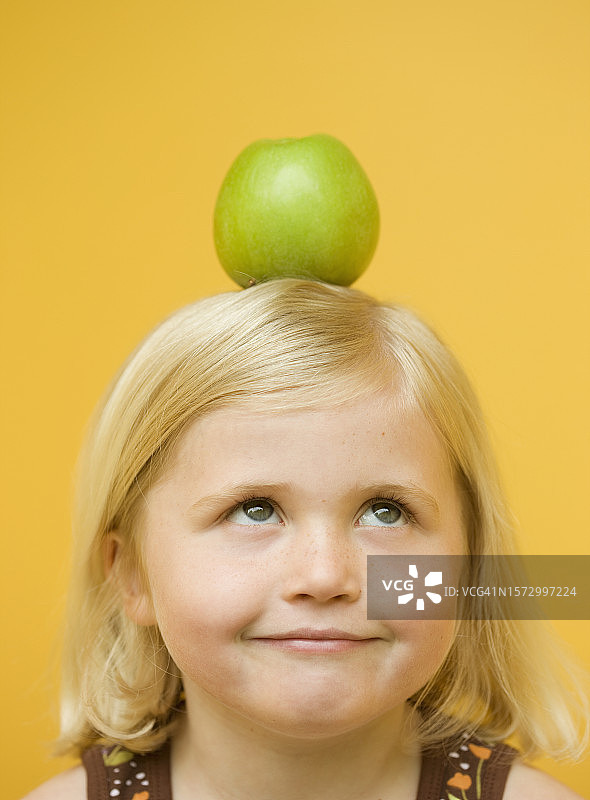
top-left (262, 627), bottom-right (375, 640)
top-left (248, 628), bottom-right (381, 653)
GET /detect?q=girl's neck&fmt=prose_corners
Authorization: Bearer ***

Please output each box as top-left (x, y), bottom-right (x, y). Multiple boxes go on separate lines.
top-left (171, 691), bottom-right (421, 800)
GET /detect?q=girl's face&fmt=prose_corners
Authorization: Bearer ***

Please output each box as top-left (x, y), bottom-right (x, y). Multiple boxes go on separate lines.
top-left (130, 389), bottom-right (466, 739)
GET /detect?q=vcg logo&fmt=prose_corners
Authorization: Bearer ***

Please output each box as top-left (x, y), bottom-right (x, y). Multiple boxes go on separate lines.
top-left (382, 564), bottom-right (443, 611)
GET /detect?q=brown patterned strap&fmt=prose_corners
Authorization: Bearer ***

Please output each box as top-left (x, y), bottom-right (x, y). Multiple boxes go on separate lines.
top-left (417, 734), bottom-right (519, 800)
top-left (82, 743), bottom-right (172, 800)
top-left (82, 747), bottom-right (108, 800)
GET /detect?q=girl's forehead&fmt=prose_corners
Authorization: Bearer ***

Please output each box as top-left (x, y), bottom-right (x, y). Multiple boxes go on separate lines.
top-left (165, 388), bottom-right (451, 481)
top-left (180, 386), bottom-right (412, 441)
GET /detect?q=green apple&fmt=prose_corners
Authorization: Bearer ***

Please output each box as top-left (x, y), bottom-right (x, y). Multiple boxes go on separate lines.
top-left (213, 134), bottom-right (379, 287)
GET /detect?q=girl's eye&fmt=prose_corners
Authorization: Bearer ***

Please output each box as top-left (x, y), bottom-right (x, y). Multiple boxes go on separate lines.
top-left (225, 498), bottom-right (281, 525)
top-left (357, 500), bottom-right (408, 527)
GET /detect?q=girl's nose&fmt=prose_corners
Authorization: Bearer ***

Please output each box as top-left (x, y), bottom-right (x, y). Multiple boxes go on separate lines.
top-left (280, 525), bottom-right (362, 603)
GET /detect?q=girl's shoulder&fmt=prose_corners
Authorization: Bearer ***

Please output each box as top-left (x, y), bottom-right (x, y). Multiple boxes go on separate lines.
top-left (20, 742), bottom-right (169, 800)
top-left (422, 724), bottom-right (586, 800)
top-left (20, 765), bottom-right (86, 800)
top-left (504, 761), bottom-right (586, 800)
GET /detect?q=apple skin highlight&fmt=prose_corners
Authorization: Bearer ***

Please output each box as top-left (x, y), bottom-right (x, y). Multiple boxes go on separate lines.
top-left (213, 134), bottom-right (380, 288)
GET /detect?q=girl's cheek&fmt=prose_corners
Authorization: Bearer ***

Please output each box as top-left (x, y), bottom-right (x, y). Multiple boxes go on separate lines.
top-left (149, 561), bottom-right (264, 637)
top-left (383, 620), bottom-right (456, 656)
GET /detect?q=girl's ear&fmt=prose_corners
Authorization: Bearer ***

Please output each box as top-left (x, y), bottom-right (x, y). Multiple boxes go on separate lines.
top-left (104, 532), bottom-right (157, 627)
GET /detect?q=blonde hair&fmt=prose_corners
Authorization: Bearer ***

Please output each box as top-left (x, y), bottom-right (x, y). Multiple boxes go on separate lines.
top-left (58, 278), bottom-right (588, 760)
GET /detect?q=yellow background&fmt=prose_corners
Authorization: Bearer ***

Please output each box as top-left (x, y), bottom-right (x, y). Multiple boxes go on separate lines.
top-left (2, 1), bottom-right (589, 796)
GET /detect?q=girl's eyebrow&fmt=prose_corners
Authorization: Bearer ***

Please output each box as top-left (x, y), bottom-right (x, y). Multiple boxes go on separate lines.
top-left (360, 483), bottom-right (440, 520)
top-left (188, 483), bottom-right (290, 514)
top-left (188, 481), bottom-right (440, 520)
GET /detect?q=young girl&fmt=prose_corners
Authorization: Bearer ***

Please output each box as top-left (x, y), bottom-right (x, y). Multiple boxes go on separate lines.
top-left (24, 278), bottom-right (588, 800)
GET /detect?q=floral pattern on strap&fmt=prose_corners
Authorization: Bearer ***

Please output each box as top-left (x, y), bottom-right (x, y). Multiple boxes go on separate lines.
top-left (444, 733), bottom-right (496, 800)
top-left (100, 745), bottom-right (152, 799)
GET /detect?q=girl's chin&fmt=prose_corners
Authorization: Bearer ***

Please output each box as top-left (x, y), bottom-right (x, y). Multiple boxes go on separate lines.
top-left (228, 695), bottom-right (410, 742)
top-left (182, 669), bottom-right (415, 741)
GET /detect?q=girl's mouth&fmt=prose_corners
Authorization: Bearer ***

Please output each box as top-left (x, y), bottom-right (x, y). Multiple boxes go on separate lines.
top-left (248, 627), bottom-right (381, 653)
